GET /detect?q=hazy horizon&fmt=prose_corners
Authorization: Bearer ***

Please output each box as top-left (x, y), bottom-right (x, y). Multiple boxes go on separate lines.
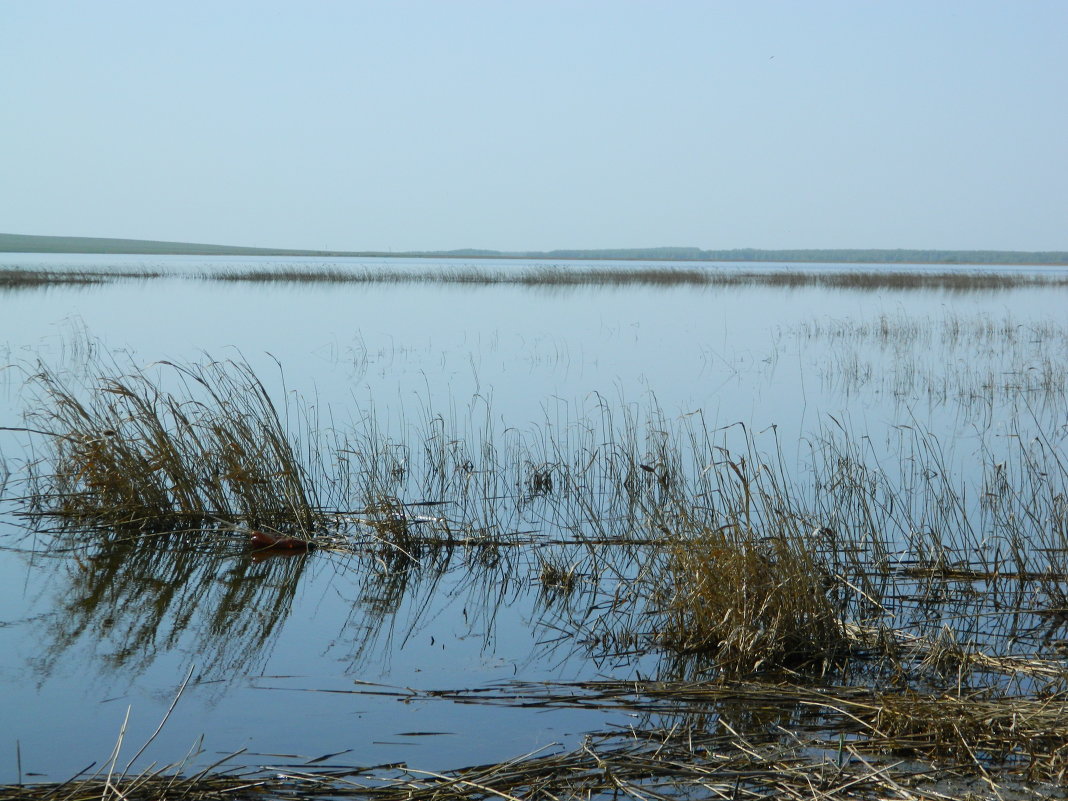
top-left (3, 2), bottom-right (1066, 253)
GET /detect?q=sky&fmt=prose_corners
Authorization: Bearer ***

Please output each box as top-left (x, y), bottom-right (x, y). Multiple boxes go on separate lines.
top-left (1, 1), bottom-right (1066, 253)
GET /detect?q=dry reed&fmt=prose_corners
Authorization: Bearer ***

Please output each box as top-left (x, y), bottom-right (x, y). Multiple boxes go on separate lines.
top-left (21, 357), bottom-right (324, 534)
top-left (658, 527), bottom-right (845, 675)
top-left (207, 264), bottom-right (1068, 292)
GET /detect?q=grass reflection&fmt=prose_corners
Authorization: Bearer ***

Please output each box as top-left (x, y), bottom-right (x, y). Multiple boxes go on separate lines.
top-left (30, 529), bottom-right (309, 681)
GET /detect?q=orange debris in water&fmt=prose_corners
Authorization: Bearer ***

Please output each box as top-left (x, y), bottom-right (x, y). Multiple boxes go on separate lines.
top-left (249, 530), bottom-right (314, 551)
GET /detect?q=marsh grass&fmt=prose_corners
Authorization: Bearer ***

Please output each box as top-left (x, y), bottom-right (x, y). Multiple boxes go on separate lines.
top-left (209, 265), bottom-right (714, 287)
top-left (871, 688), bottom-right (1068, 771)
top-left (798, 311), bottom-right (1068, 410)
top-left (0, 267), bottom-right (162, 289)
top-left (658, 526), bottom-right (846, 675)
top-left (15, 352), bottom-right (1068, 635)
top-left (5, 262), bottom-right (1068, 296)
top-left (208, 264), bottom-right (1068, 292)
top-left (379, 677), bottom-right (1068, 789)
top-left (16, 352), bottom-right (1068, 640)
top-left (21, 357), bottom-right (325, 534)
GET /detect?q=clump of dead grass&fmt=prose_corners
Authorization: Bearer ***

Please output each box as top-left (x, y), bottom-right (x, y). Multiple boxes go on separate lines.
top-left (869, 689), bottom-right (1068, 778)
top-left (658, 527), bottom-right (845, 675)
top-left (0, 267), bottom-right (163, 290)
top-left (22, 357), bottom-right (324, 534)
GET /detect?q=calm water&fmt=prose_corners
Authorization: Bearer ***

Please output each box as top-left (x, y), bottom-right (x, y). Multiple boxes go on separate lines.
top-left (1, 255), bottom-right (1066, 780)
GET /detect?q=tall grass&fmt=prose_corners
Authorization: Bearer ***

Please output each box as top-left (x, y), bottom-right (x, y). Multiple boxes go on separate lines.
top-left (207, 264), bottom-right (1068, 292)
top-left (22, 357), bottom-right (324, 533)
top-left (12, 350), bottom-right (1068, 796)
top-left (0, 267), bottom-right (162, 290)
top-left (658, 525), bottom-right (845, 674)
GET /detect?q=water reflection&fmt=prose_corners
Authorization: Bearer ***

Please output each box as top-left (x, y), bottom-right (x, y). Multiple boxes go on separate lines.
top-left (30, 531), bottom-right (310, 682)
top-left (24, 523), bottom-right (568, 690)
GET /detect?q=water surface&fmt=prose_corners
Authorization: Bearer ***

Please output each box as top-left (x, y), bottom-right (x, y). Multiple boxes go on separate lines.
top-left (1, 255), bottom-right (1066, 780)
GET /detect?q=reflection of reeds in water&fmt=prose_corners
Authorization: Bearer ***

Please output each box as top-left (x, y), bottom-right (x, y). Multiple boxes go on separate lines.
top-left (30, 530), bottom-right (310, 682)
top-left (28, 521), bottom-right (525, 686)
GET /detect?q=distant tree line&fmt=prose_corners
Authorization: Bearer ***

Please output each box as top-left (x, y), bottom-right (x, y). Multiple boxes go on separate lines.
top-left (3, 233), bottom-right (1066, 266)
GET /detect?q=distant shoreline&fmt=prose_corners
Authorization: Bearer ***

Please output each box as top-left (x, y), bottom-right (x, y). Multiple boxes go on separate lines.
top-left (2, 232), bottom-right (1067, 266)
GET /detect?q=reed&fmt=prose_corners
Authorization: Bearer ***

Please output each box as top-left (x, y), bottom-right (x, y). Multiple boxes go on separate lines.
top-left (206, 264), bottom-right (1068, 292)
top-left (381, 676), bottom-right (1068, 787)
top-left (797, 310), bottom-right (1068, 411)
top-left (13, 708), bottom-right (1068, 801)
top-left (657, 525), bottom-right (845, 675)
top-left (0, 267), bottom-right (162, 289)
top-left (22, 357), bottom-right (325, 534)
top-left (12, 351), bottom-right (1068, 675)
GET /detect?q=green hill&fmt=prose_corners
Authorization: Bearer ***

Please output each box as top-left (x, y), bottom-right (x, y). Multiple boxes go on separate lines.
top-left (0, 233), bottom-right (354, 257)
top-left (3, 233), bottom-right (1066, 265)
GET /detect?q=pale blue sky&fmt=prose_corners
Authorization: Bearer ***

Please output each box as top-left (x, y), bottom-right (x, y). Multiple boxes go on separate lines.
top-left (2, 1), bottom-right (1066, 252)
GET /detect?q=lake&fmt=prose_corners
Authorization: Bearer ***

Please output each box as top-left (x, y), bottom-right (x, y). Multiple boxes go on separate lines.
top-left (2, 254), bottom-right (1067, 795)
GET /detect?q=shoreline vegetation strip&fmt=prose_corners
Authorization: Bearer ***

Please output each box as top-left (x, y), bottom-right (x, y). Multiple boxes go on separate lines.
top-left (5, 264), bottom-right (1068, 291)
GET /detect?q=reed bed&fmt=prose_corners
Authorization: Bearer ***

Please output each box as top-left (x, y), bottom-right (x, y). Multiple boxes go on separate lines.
top-left (0, 267), bottom-right (162, 289)
top-left (5, 262), bottom-right (1068, 293)
top-left (380, 676), bottom-right (1068, 786)
top-left (207, 264), bottom-right (1068, 292)
top-left (19, 357), bottom-right (325, 534)
top-left (207, 265), bottom-right (714, 287)
top-left (795, 311), bottom-right (1068, 411)
top-left (406, 676), bottom-right (1068, 751)
top-left (14, 353), bottom-right (1068, 643)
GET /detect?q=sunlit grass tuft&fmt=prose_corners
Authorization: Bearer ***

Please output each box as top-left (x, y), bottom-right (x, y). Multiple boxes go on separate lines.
top-left (23, 357), bottom-right (324, 534)
top-left (658, 525), bottom-right (845, 675)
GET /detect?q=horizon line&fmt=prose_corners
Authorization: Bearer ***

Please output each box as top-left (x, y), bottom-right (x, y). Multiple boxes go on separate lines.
top-left (2, 232), bottom-right (1068, 266)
